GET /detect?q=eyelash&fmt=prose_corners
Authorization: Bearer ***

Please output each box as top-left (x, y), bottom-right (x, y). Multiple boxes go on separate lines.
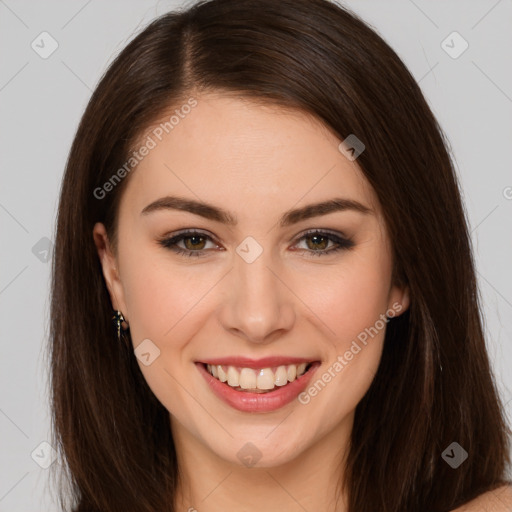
top-left (157, 229), bottom-right (354, 258)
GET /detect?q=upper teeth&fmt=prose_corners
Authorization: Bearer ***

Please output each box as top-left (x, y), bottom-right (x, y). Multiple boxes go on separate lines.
top-left (206, 363), bottom-right (309, 391)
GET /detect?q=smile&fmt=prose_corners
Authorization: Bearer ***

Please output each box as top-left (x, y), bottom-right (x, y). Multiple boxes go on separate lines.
top-left (196, 357), bottom-right (321, 412)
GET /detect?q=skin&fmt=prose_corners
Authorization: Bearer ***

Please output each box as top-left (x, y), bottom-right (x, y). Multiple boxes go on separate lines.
top-left (94, 90), bottom-right (469, 511)
top-left (454, 486), bottom-right (512, 512)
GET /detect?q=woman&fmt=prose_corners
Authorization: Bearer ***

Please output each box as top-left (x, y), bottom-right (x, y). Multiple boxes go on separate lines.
top-left (49, 0), bottom-right (512, 510)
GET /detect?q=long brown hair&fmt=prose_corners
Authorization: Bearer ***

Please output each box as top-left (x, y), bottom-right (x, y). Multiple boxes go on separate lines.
top-left (48, 0), bottom-right (511, 510)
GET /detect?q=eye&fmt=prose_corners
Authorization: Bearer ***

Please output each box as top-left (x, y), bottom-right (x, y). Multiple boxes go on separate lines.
top-left (157, 229), bottom-right (354, 258)
top-left (157, 230), bottom-right (219, 258)
top-left (292, 229), bottom-right (354, 256)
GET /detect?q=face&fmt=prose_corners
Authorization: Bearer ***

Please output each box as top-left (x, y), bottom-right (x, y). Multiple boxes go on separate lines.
top-left (94, 93), bottom-right (409, 469)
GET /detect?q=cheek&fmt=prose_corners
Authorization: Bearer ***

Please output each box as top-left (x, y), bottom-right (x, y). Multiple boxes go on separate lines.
top-left (330, 269), bottom-right (390, 342)
top-left (295, 270), bottom-right (390, 432)
top-left (120, 245), bottom-right (209, 346)
top-left (119, 248), bottom-right (207, 419)
top-left (298, 245), bottom-right (392, 405)
top-left (306, 245), bottom-right (393, 346)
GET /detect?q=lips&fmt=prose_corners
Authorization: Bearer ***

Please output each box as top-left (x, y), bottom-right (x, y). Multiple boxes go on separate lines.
top-left (195, 357), bottom-right (321, 412)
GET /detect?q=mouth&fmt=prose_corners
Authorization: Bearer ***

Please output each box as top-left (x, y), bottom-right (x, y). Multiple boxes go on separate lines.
top-left (195, 358), bottom-right (321, 412)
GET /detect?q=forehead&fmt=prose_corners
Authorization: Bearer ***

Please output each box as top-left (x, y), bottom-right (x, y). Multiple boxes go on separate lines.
top-left (120, 93), bottom-right (379, 222)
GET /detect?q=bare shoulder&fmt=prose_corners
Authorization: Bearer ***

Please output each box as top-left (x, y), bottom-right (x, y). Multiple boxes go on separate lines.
top-left (451, 484), bottom-right (512, 512)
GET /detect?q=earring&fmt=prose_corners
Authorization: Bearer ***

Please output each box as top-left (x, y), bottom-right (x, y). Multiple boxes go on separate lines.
top-left (112, 310), bottom-right (129, 344)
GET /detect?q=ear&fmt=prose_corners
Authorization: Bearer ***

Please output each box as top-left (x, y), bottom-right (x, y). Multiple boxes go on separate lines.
top-left (387, 282), bottom-right (410, 318)
top-left (93, 222), bottom-right (129, 324)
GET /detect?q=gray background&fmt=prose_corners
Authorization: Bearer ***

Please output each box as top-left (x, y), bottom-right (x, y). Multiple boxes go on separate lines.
top-left (1, 0), bottom-right (511, 510)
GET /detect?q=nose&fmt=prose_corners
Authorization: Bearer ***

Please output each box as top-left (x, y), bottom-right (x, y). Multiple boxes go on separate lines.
top-left (218, 247), bottom-right (296, 345)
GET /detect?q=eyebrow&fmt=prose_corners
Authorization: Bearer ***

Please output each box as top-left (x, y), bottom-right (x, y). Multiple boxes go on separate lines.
top-left (141, 195), bottom-right (372, 227)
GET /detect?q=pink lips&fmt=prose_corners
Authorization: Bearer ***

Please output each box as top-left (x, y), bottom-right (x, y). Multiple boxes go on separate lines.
top-left (196, 359), bottom-right (321, 413)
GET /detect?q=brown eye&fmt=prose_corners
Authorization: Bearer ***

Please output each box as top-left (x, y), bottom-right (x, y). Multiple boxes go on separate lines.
top-left (304, 233), bottom-right (330, 251)
top-left (158, 230), bottom-right (218, 258)
top-left (293, 230), bottom-right (354, 257)
top-left (182, 234), bottom-right (207, 251)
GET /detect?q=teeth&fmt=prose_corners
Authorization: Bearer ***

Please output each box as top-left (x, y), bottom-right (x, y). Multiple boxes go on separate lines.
top-left (256, 368), bottom-right (275, 390)
top-left (217, 365), bottom-right (227, 382)
top-left (274, 366), bottom-right (288, 386)
top-left (206, 362), bottom-right (311, 391)
top-left (239, 368), bottom-right (257, 389)
top-left (227, 366), bottom-right (239, 387)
